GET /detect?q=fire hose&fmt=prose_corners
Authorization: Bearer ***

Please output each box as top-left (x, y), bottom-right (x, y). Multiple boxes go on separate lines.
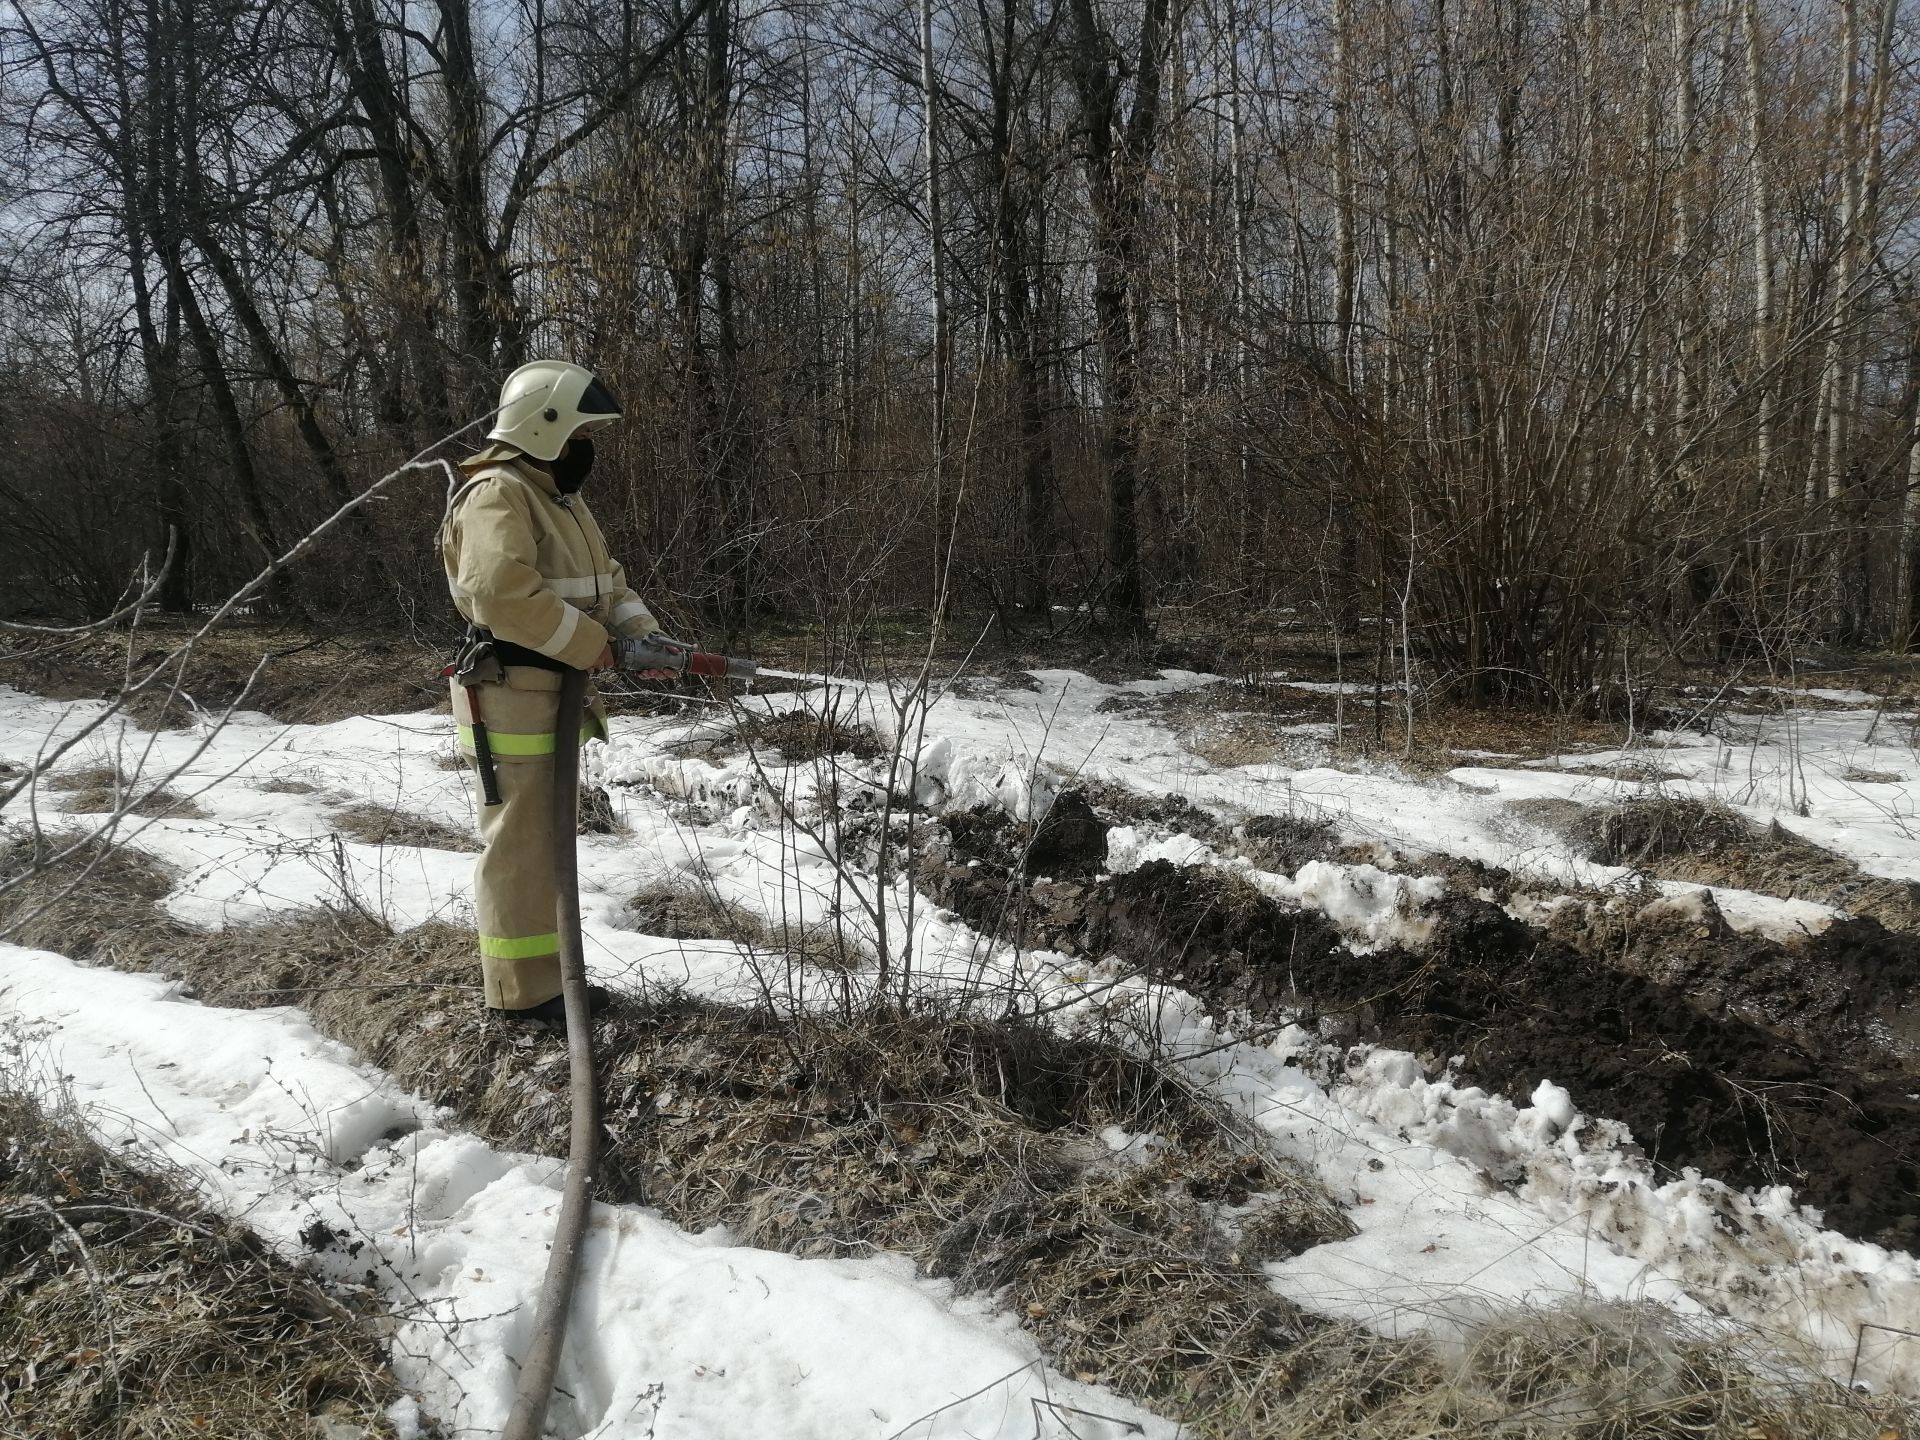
top-left (502, 637), bottom-right (755, 1440)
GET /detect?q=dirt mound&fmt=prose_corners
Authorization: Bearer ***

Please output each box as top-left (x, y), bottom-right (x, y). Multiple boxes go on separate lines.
top-left (1536, 892), bottom-right (1920, 1073)
top-left (0, 1089), bottom-right (406, 1439)
top-left (931, 803), bottom-right (1920, 1246)
top-left (1562, 794), bottom-right (1920, 931)
top-left (919, 790), bottom-right (1115, 950)
top-left (1242, 811), bottom-right (1340, 872)
top-left (949, 788), bottom-right (1111, 876)
top-left (1093, 862), bottom-right (1920, 1250)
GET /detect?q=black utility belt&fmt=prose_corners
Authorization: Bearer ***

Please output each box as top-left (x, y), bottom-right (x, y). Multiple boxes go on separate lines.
top-left (468, 627), bottom-right (568, 673)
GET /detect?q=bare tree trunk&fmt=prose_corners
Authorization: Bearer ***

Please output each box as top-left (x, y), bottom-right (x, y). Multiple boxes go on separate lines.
top-left (1067, 0), bottom-right (1177, 636)
top-left (1816, 0), bottom-right (1861, 636)
top-left (337, 0), bottom-right (452, 437)
top-left (919, 0), bottom-right (951, 611)
top-left (1843, 0), bottom-right (1899, 641)
top-left (117, 0), bottom-right (191, 611)
top-left (1895, 312), bottom-right (1920, 652)
top-left (436, 0), bottom-right (519, 406)
top-left (1223, 0), bottom-right (1253, 587)
top-left (1332, 0), bottom-right (1357, 391)
top-left (1741, 0), bottom-right (1774, 499)
top-left (1670, 0), bottom-right (1697, 471)
top-left (665, 0), bottom-right (752, 630)
top-left (980, 0), bottom-right (1057, 616)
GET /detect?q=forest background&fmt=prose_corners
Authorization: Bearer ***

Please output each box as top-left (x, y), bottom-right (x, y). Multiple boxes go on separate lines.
top-left (2, 0), bottom-right (1916, 712)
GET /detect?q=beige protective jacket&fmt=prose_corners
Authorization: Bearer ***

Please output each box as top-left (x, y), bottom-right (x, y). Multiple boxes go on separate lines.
top-left (441, 443), bottom-right (658, 664)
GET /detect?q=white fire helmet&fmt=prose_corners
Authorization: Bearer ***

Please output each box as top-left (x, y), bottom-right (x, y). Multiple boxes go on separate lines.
top-left (486, 360), bottom-right (623, 462)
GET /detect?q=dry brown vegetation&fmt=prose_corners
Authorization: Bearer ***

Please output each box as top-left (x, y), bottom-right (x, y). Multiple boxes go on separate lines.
top-left (0, 1089), bottom-right (407, 1439)
top-left (0, 627), bottom-right (447, 732)
top-left (735, 709), bottom-right (887, 762)
top-left (1565, 795), bottom-right (1920, 931)
top-left (255, 776), bottom-right (320, 794)
top-left (41, 765), bottom-right (208, 822)
top-left (623, 880), bottom-right (867, 971)
top-left (4, 835), bottom-right (1918, 1436)
top-left (329, 802), bottom-right (478, 853)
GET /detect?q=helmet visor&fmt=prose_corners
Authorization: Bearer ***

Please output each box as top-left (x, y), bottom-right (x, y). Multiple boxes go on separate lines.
top-left (578, 375), bottom-right (622, 418)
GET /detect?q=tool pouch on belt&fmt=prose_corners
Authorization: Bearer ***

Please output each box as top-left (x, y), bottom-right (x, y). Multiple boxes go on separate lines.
top-left (447, 632), bottom-right (506, 806)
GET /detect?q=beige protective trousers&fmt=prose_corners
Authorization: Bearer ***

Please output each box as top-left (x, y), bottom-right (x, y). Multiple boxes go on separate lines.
top-left (453, 666), bottom-right (605, 1009)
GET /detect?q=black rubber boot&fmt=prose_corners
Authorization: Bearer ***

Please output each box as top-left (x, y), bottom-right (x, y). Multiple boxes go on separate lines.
top-left (488, 985), bottom-right (610, 1026)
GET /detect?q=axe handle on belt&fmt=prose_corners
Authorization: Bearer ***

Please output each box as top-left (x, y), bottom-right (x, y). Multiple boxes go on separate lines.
top-left (465, 685), bottom-right (503, 806)
top-left (443, 640), bottom-right (505, 807)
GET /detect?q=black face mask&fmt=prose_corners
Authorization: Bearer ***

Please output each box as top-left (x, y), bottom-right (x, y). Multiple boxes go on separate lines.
top-left (553, 437), bottom-right (595, 493)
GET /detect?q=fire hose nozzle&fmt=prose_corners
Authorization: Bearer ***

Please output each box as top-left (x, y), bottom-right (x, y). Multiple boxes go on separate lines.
top-left (613, 634), bottom-right (757, 681)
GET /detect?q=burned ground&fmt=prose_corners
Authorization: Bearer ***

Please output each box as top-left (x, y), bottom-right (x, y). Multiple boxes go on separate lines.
top-left (1532, 891), bottom-right (1920, 1074)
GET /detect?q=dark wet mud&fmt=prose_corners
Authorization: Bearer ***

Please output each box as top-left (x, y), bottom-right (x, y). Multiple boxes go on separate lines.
top-left (921, 793), bottom-right (1920, 1250)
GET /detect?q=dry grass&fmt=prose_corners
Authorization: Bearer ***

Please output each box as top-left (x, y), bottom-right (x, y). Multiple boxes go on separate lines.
top-left (1348, 700), bottom-right (1634, 776)
top-left (329, 802), bottom-right (478, 853)
top-left (0, 832), bottom-right (178, 959)
top-left (0, 623), bottom-right (444, 732)
top-left (1553, 757), bottom-right (1691, 783)
top-left (1187, 720), bottom-right (1296, 768)
top-left (1188, 1303), bottom-right (1917, 1439)
top-left (1122, 679), bottom-right (1643, 778)
top-left (255, 776), bottom-right (320, 794)
top-left (41, 765), bottom-right (209, 821)
top-left (734, 708), bottom-right (887, 762)
top-left (6, 836), bottom-right (1918, 1438)
top-left (0, 1088), bottom-right (407, 1439)
top-left (1563, 794), bottom-right (1920, 931)
top-left (625, 880), bottom-right (866, 971)
top-left (1842, 767), bottom-right (1904, 786)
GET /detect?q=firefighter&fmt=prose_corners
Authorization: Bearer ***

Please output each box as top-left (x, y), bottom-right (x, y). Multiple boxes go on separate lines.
top-left (441, 360), bottom-right (666, 1023)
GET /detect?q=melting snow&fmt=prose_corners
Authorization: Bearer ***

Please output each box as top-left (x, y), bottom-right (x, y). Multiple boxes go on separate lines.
top-left (3, 669), bottom-right (1919, 1417)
